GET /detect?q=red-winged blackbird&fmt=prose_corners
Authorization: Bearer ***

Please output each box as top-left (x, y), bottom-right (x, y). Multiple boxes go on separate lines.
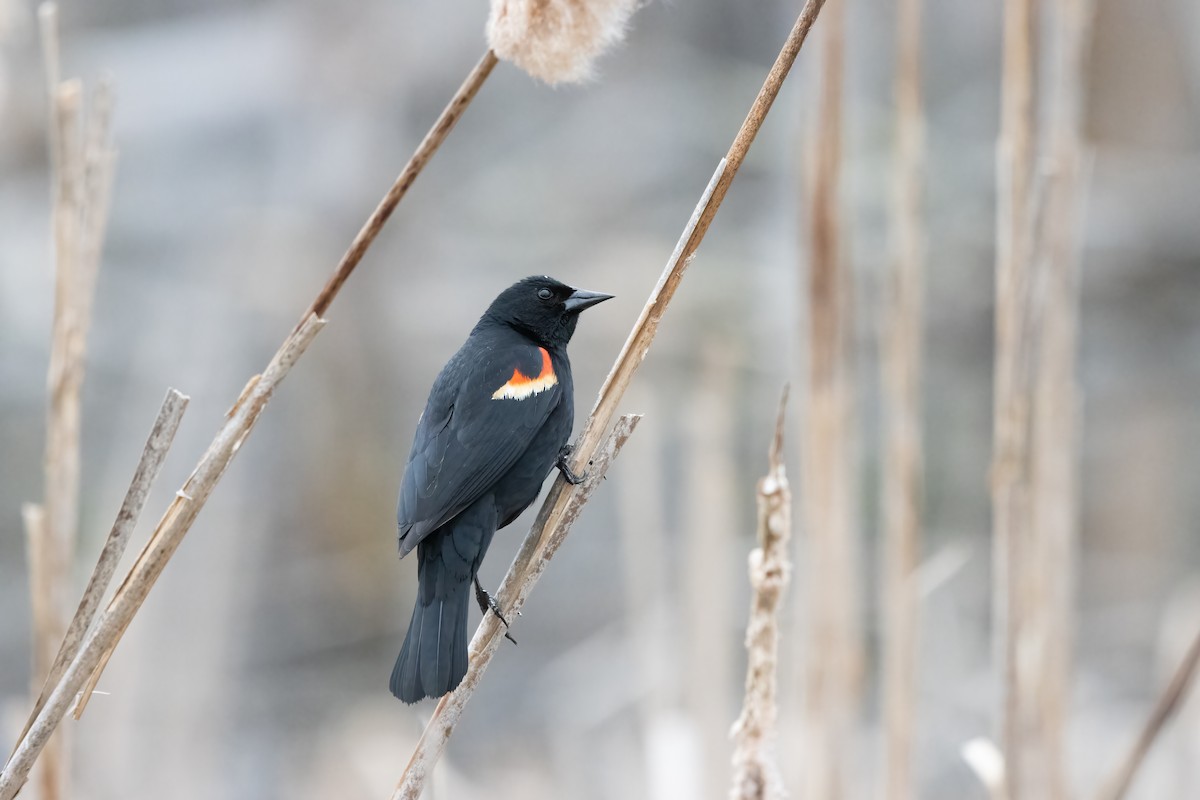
top-left (390, 276), bottom-right (613, 702)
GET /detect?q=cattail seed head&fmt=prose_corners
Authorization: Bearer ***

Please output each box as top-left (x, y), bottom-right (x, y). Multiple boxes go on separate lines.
top-left (486, 0), bottom-right (639, 85)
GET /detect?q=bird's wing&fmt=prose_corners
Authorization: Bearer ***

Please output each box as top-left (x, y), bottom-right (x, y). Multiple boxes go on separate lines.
top-left (397, 341), bottom-right (562, 556)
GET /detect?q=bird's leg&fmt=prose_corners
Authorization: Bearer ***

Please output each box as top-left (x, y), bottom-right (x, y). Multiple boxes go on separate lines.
top-left (555, 443), bottom-right (587, 485)
top-left (473, 574), bottom-right (517, 645)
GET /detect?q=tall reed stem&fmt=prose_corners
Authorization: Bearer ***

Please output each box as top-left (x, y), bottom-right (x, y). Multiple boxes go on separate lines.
top-left (881, 0), bottom-right (925, 795)
top-left (801, 2), bottom-right (859, 796)
top-left (730, 389), bottom-right (793, 800)
top-left (992, 0), bottom-right (1036, 794)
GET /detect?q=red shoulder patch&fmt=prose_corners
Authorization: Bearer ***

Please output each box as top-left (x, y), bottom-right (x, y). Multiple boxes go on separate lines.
top-left (492, 347), bottom-right (557, 400)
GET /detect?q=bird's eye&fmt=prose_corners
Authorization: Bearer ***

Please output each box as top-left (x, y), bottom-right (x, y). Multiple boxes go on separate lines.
top-left (537, 288), bottom-right (553, 300)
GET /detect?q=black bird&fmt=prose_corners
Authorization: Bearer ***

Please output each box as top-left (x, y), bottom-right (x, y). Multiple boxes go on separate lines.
top-left (391, 275), bottom-right (613, 703)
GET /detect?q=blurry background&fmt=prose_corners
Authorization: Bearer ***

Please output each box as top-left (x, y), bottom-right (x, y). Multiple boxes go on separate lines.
top-left (1, 0), bottom-right (1199, 798)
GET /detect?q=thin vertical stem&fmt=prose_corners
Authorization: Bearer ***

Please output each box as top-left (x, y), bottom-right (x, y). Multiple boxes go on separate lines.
top-left (881, 0), bottom-right (925, 796)
top-left (801, 1), bottom-right (857, 797)
top-left (1028, 0), bottom-right (1093, 796)
top-left (31, 5), bottom-right (93, 797)
top-left (730, 388), bottom-right (793, 800)
top-left (992, 0), bottom-right (1036, 795)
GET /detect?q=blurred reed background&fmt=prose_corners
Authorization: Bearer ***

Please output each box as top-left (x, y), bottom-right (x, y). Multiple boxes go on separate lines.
top-left (1, 0), bottom-right (1199, 798)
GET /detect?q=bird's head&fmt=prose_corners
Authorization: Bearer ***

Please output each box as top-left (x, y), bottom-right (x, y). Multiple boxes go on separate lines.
top-left (484, 275), bottom-right (613, 348)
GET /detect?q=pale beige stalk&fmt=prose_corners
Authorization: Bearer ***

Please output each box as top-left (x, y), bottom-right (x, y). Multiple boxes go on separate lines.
top-left (801, 2), bottom-right (859, 797)
top-left (0, 317), bottom-right (324, 800)
top-left (730, 389), bottom-right (792, 800)
top-left (27, 5), bottom-right (117, 798)
top-left (881, 0), bottom-right (925, 796)
top-left (12, 390), bottom-right (187, 757)
top-left (1026, 0), bottom-right (1093, 796)
top-left (992, 0), bottom-right (1036, 795)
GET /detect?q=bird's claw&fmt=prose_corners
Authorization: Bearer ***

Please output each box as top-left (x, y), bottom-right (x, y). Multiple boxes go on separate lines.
top-left (556, 444), bottom-right (587, 485)
top-left (474, 576), bottom-right (517, 645)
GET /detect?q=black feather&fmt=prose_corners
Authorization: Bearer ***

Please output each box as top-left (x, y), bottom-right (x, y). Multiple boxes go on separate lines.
top-left (389, 276), bottom-right (611, 703)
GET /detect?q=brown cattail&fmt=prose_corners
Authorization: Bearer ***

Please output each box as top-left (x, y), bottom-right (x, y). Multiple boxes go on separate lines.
top-left (486, 0), bottom-right (639, 84)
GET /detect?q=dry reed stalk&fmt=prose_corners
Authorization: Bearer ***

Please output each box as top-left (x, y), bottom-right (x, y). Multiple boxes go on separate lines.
top-left (0, 319), bottom-right (324, 800)
top-left (25, 6), bottom-right (117, 798)
top-left (1099, 626), bottom-right (1200, 800)
top-left (22, 504), bottom-right (52, 698)
top-left (0, 43), bottom-right (501, 796)
top-left (22, 504), bottom-right (58, 795)
top-left (729, 388), bottom-right (792, 800)
top-left (1026, 0), bottom-right (1093, 797)
top-left (393, 4), bottom-right (830, 792)
top-left (392, 415), bottom-right (642, 799)
top-left (23, 500), bottom-right (61, 797)
top-left (991, 0), bottom-right (1037, 795)
top-left (541, 0), bottom-right (831, 485)
top-left (11, 390), bottom-right (188, 756)
top-left (800, 2), bottom-right (858, 797)
top-left (35, 68), bottom-right (79, 800)
top-left (881, 0), bottom-right (925, 796)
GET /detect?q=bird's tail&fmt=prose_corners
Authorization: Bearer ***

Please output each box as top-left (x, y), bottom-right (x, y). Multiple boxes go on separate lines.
top-left (390, 574), bottom-right (471, 703)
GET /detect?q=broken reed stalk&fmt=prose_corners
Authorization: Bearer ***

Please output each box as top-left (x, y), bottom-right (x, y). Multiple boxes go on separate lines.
top-left (392, 415), bottom-right (641, 799)
top-left (881, 0), bottom-right (925, 796)
top-left (66, 391), bottom-right (186, 717)
top-left (730, 388), bottom-right (792, 800)
top-left (0, 319), bottom-right (324, 800)
top-left (25, 5), bottom-right (117, 799)
top-left (12, 390), bottom-right (188, 755)
top-left (393, 3), bottom-right (830, 792)
top-left (21, 504), bottom-right (51, 707)
top-left (21, 505), bottom-right (56, 796)
top-left (801, 2), bottom-right (858, 797)
top-left (1026, 0), bottom-right (1093, 796)
top-left (75, 52), bottom-right (496, 711)
top-left (34, 25), bottom-right (77, 800)
top-left (991, 0), bottom-right (1037, 795)
top-left (1099, 625), bottom-right (1200, 800)
top-left (0, 47), bottom-right (496, 798)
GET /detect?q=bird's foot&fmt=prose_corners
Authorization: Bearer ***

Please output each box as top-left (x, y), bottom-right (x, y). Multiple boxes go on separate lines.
top-left (556, 444), bottom-right (587, 485)
top-left (474, 576), bottom-right (517, 645)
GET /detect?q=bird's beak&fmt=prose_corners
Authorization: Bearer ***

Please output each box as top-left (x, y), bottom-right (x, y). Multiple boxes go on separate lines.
top-left (563, 288), bottom-right (614, 313)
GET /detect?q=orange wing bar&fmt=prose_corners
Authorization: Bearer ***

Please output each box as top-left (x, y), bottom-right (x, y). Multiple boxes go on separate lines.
top-left (491, 347), bottom-right (557, 400)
